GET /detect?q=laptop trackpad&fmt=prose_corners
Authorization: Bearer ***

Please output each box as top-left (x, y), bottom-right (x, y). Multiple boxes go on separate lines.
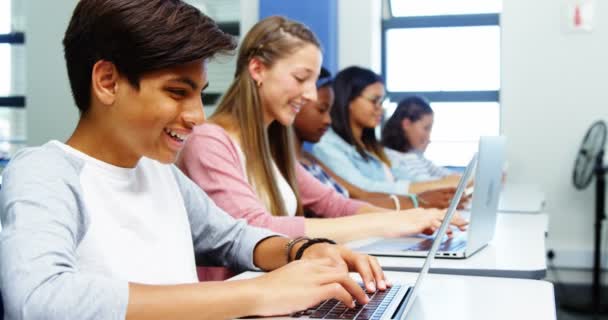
top-left (358, 237), bottom-right (425, 253)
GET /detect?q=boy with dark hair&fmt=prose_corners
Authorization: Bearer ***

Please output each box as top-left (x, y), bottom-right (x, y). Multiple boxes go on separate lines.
top-left (0, 1), bottom-right (386, 319)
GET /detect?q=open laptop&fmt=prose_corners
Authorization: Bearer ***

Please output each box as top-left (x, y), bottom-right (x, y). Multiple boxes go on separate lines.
top-left (356, 136), bottom-right (506, 259)
top-left (272, 154), bottom-right (476, 320)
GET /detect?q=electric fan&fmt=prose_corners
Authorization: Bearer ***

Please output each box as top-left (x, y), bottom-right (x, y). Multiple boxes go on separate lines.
top-left (570, 120), bottom-right (608, 315)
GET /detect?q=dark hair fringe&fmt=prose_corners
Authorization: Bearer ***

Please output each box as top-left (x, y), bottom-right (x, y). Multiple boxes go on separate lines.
top-left (63, 0), bottom-right (237, 114)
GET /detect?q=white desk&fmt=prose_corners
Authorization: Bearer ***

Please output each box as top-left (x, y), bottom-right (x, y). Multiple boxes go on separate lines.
top-left (232, 271), bottom-right (556, 320)
top-left (498, 183), bottom-right (546, 213)
top-left (349, 213), bottom-right (549, 279)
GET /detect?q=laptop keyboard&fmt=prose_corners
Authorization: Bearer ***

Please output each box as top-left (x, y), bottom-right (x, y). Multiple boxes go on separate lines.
top-left (406, 237), bottom-right (466, 252)
top-left (290, 284), bottom-right (403, 320)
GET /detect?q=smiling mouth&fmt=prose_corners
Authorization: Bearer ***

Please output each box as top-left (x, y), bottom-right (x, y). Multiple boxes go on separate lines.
top-left (164, 128), bottom-right (187, 143)
top-left (290, 102), bottom-right (303, 114)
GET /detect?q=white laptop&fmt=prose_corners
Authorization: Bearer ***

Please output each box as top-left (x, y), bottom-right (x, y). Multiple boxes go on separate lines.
top-left (259, 154), bottom-right (475, 320)
top-left (356, 136), bottom-right (506, 259)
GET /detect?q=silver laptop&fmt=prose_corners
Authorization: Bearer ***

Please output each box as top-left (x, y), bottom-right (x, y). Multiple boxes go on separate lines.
top-left (275, 155), bottom-right (475, 320)
top-left (357, 136), bottom-right (506, 259)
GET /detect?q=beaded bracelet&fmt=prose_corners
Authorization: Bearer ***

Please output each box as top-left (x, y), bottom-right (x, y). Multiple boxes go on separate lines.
top-left (294, 238), bottom-right (337, 261)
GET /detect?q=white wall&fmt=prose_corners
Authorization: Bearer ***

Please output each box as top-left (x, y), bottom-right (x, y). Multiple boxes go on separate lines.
top-left (502, 0), bottom-right (608, 273)
top-left (25, 0), bottom-right (79, 146)
top-left (337, 0), bottom-right (382, 72)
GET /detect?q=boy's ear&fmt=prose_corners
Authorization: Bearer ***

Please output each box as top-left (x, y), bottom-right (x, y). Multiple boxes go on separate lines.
top-left (91, 60), bottom-right (119, 106)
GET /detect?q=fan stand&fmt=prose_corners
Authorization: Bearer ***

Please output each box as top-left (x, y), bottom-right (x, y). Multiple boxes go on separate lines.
top-left (562, 149), bottom-right (608, 316)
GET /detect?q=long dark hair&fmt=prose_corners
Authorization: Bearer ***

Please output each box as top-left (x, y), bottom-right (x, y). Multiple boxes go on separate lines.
top-left (382, 96), bottom-right (433, 152)
top-left (331, 66), bottom-right (389, 164)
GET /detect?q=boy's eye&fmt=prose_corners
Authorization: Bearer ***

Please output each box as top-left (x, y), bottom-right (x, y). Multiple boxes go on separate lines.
top-left (167, 88), bottom-right (187, 96)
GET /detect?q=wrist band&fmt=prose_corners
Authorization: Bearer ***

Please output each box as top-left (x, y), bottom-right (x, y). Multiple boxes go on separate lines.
top-left (294, 238), bottom-right (337, 261)
top-left (286, 236), bottom-right (310, 262)
top-left (408, 194), bottom-right (419, 208)
top-left (389, 194), bottom-right (400, 212)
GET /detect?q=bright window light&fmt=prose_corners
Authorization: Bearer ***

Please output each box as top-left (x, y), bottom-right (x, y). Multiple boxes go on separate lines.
top-left (426, 102), bottom-right (499, 167)
top-left (0, 0), bottom-right (11, 33)
top-left (0, 44), bottom-right (11, 96)
top-left (386, 26), bottom-right (500, 92)
top-left (390, 0), bottom-right (501, 17)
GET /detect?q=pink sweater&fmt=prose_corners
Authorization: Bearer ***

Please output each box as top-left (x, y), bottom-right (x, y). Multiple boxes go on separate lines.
top-left (177, 123), bottom-right (366, 237)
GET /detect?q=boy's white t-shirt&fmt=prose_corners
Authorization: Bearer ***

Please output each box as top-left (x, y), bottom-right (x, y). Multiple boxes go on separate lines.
top-left (52, 141), bottom-right (198, 284)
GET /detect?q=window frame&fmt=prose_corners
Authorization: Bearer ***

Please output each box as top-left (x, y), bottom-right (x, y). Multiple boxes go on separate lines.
top-left (381, 8), bottom-right (501, 166)
top-left (0, 31), bottom-right (25, 108)
top-left (381, 13), bottom-right (500, 104)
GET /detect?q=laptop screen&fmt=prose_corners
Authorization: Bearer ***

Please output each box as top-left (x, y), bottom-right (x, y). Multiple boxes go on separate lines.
top-left (398, 153), bottom-right (478, 319)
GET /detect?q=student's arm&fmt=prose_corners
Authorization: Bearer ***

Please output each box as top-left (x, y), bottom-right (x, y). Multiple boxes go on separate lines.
top-left (312, 141), bottom-right (411, 195)
top-left (177, 125), bottom-right (306, 237)
top-left (0, 150), bottom-right (129, 319)
top-left (126, 238), bottom-right (376, 319)
top-left (296, 162), bottom-right (369, 217)
top-left (310, 155), bottom-right (417, 210)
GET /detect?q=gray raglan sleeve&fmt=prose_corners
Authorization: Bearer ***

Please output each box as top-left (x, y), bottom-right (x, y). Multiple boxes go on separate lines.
top-left (170, 166), bottom-right (283, 272)
top-left (0, 148), bottom-right (128, 320)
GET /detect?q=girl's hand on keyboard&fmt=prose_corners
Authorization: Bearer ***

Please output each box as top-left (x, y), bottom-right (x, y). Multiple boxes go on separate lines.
top-left (250, 258), bottom-right (369, 316)
top-left (378, 208), bottom-right (468, 238)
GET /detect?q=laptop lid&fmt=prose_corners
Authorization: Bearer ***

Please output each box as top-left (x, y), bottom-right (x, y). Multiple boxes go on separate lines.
top-left (397, 153), bottom-right (478, 319)
top-left (464, 136), bottom-right (506, 257)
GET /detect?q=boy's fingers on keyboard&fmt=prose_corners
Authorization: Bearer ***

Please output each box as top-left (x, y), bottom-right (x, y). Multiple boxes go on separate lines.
top-left (318, 282), bottom-right (356, 309)
top-left (367, 255), bottom-right (387, 290)
top-left (337, 274), bottom-right (370, 305)
top-left (318, 271), bottom-right (369, 305)
top-left (348, 254), bottom-right (374, 292)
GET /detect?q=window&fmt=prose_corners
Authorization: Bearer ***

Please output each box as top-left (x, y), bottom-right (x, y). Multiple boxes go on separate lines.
top-left (382, 0), bottom-right (501, 166)
top-left (1, 0), bottom-right (10, 95)
top-left (1, 0), bottom-right (26, 163)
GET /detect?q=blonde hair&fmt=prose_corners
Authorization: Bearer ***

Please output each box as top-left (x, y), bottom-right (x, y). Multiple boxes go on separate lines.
top-left (211, 16), bottom-right (320, 216)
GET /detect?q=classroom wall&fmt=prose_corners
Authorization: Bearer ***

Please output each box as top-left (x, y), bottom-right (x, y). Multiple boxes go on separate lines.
top-left (501, 0), bottom-right (608, 274)
top-left (337, 0), bottom-right (382, 73)
top-left (259, 0), bottom-right (339, 74)
top-left (25, 0), bottom-right (79, 146)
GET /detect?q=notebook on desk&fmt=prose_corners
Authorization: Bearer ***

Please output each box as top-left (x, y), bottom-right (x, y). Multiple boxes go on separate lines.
top-left (251, 154), bottom-right (475, 320)
top-left (357, 136), bottom-right (506, 259)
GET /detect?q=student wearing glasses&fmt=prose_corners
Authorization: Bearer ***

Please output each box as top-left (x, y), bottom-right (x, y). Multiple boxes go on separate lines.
top-left (312, 67), bottom-right (459, 197)
top-left (294, 68), bottom-right (457, 210)
top-left (0, 2), bottom-right (398, 318)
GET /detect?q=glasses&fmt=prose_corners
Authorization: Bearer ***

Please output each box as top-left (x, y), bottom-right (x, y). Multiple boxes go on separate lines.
top-left (359, 95), bottom-right (385, 108)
